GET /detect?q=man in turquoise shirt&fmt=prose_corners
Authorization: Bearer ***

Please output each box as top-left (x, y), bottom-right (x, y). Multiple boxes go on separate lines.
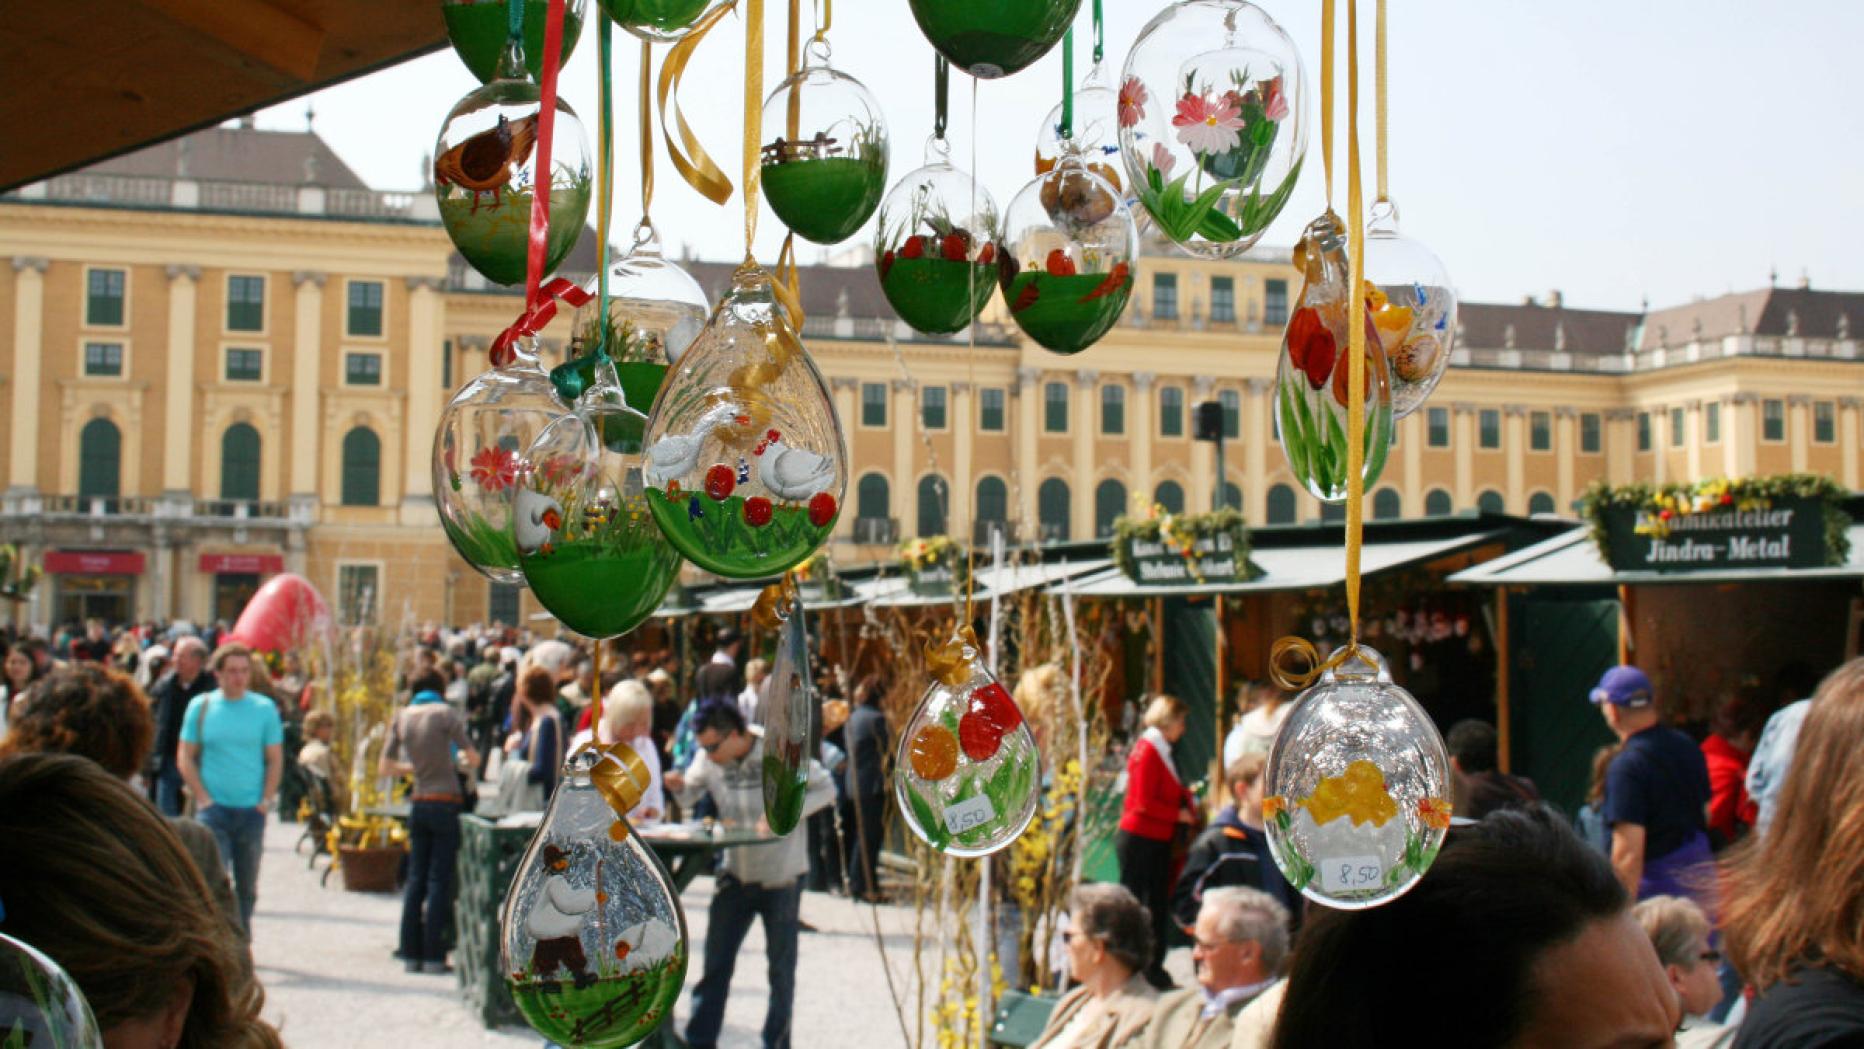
top-left (179, 642), bottom-right (283, 933)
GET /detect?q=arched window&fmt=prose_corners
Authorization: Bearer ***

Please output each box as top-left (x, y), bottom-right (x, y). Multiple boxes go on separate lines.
top-left (856, 474), bottom-right (890, 520)
top-left (1528, 491), bottom-right (1557, 515)
top-left (1220, 481), bottom-right (1242, 511)
top-left (1154, 480), bottom-right (1185, 514)
top-left (221, 423), bottom-right (261, 501)
top-left (1266, 484), bottom-right (1297, 525)
top-left (1424, 488), bottom-right (1453, 516)
top-left (1321, 501), bottom-right (1345, 523)
top-left (78, 418), bottom-right (121, 501)
top-left (1372, 487), bottom-right (1402, 520)
top-left (1094, 479), bottom-right (1127, 538)
top-left (917, 474), bottom-right (948, 538)
top-left (1476, 489), bottom-right (1505, 514)
top-left (975, 476), bottom-right (1008, 528)
top-left (340, 427), bottom-right (381, 506)
top-left (1038, 478), bottom-right (1071, 542)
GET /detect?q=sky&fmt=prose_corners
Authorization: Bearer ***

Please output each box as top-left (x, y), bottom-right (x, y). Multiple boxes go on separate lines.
top-left (257, 1), bottom-right (1864, 313)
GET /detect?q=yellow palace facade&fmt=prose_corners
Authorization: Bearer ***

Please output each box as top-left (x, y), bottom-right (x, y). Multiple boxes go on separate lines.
top-left (2, 126), bottom-right (1860, 630)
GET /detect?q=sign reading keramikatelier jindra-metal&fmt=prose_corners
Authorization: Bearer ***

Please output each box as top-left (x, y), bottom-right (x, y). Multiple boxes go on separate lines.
top-left (1602, 498), bottom-right (1827, 572)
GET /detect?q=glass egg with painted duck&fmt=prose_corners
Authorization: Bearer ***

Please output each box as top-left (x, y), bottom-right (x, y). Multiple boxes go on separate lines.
top-left (1262, 644), bottom-right (1453, 909)
top-left (1364, 201), bottom-right (1458, 419)
top-left (908, 0), bottom-right (1082, 79)
top-left (759, 44), bottom-right (889, 246)
top-left (998, 150), bottom-right (1138, 356)
top-left (874, 137), bottom-right (1000, 336)
top-left (443, 0), bottom-right (587, 84)
top-left (1118, 0), bottom-right (1309, 259)
top-left (433, 48), bottom-right (593, 286)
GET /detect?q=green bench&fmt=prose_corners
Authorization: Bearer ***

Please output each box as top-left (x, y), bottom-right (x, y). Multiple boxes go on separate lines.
top-left (990, 990), bottom-right (1060, 1048)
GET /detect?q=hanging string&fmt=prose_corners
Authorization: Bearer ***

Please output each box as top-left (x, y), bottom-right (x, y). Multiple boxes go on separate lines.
top-left (1318, 0), bottom-right (1335, 209)
top-left (1374, 0), bottom-right (1388, 204)
top-left (506, 0), bottom-right (524, 47)
top-left (522, 0), bottom-right (570, 313)
top-left (962, 75), bottom-right (979, 626)
top-left (1059, 27), bottom-right (1074, 140)
top-left (786, 0), bottom-right (802, 138)
top-left (595, 13), bottom-right (615, 354)
top-left (639, 41), bottom-right (655, 222)
top-left (1091, 0), bottom-right (1103, 66)
top-left (933, 55), bottom-right (949, 141)
top-left (742, 0), bottom-right (765, 255)
top-left (811, 0), bottom-right (831, 45)
top-left (658, 2), bottom-right (736, 204)
top-left (1344, 0), bottom-right (1367, 644)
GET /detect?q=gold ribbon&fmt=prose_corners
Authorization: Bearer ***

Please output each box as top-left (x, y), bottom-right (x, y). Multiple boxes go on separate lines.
top-left (1268, 636), bottom-right (1354, 693)
top-left (588, 740), bottom-right (653, 818)
top-left (1318, 0), bottom-right (1334, 209)
top-left (1374, 0), bottom-right (1388, 204)
top-left (924, 624), bottom-right (980, 688)
top-left (656, 1), bottom-right (735, 205)
top-left (772, 234), bottom-right (805, 330)
top-left (640, 39), bottom-right (656, 218)
top-left (741, 0), bottom-right (764, 250)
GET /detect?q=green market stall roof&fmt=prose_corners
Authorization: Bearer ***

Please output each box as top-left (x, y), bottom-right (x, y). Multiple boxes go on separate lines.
top-left (857, 558), bottom-right (1111, 608)
top-left (1448, 521), bottom-right (1864, 588)
top-left (1061, 528), bottom-right (1509, 598)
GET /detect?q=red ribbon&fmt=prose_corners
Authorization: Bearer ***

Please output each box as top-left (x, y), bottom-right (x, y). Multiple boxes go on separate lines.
top-left (490, 276), bottom-right (591, 366)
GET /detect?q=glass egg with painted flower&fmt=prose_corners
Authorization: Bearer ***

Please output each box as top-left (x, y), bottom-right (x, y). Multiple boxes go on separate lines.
top-left (1364, 200), bottom-right (1458, 419)
top-left (1262, 644), bottom-right (1453, 909)
top-left (1118, 0), bottom-right (1308, 259)
top-left (759, 46), bottom-right (889, 245)
top-left (998, 150), bottom-right (1138, 356)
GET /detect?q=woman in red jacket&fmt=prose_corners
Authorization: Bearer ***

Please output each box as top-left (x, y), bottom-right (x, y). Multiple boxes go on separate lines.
top-left (1116, 694), bottom-right (1197, 989)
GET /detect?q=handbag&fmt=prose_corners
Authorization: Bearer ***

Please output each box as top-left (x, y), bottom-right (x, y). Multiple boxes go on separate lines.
top-left (492, 713), bottom-right (562, 815)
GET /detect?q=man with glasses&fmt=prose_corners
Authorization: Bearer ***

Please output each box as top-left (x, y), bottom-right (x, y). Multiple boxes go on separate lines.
top-left (1633, 895), bottom-right (1734, 1047)
top-left (664, 700), bottom-right (834, 1049)
top-left (1141, 886), bottom-right (1289, 1049)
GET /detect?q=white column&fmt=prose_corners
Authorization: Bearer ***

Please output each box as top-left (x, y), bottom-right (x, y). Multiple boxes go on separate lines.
top-left (163, 265), bottom-right (200, 495)
top-left (1504, 406), bottom-right (1525, 512)
top-left (401, 277), bottom-right (443, 522)
top-left (1015, 367), bottom-right (1039, 535)
top-left (1788, 395), bottom-right (1810, 472)
top-left (892, 379), bottom-right (915, 539)
top-left (952, 382), bottom-right (974, 540)
top-left (1606, 409), bottom-right (1635, 485)
top-left (8, 257), bottom-right (48, 492)
top-left (1401, 410), bottom-right (1423, 517)
top-left (1072, 371), bottom-right (1097, 535)
top-left (1841, 397), bottom-right (1861, 491)
top-left (291, 272), bottom-right (324, 501)
top-left (1730, 394), bottom-right (1758, 477)
top-left (1453, 404), bottom-right (1475, 506)
top-left (1684, 401), bottom-right (1703, 480)
top-left (1555, 408), bottom-right (1576, 512)
top-left (1131, 372), bottom-right (1155, 506)
top-left (1245, 377), bottom-right (1270, 524)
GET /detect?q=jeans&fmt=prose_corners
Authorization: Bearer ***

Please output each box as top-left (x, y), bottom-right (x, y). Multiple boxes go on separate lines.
top-left (685, 875), bottom-right (803, 1049)
top-left (199, 804), bottom-right (266, 933)
top-left (155, 762), bottom-right (184, 817)
top-left (399, 801), bottom-right (463, 963)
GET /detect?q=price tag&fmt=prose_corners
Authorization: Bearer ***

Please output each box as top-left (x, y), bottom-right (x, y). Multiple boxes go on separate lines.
top-left (943, 794), bottom-right (997, 836)
top-left (1317, 855), bottom-right (1385, 894)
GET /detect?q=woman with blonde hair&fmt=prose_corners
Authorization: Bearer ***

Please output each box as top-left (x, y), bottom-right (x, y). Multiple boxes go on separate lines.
top-left (1116, 694), bottom-right (1197, 989)
top-left (568, 678), bottom-right (664, 822)
top-left (1720, 656), bottom-right (1864, 1044)
top-left (0, 752), bottom-right (282, 1048)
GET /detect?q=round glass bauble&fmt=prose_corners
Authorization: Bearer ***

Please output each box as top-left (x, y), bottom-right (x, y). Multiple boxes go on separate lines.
top-left (556, 229), bottom-right (710, 412)
top-left (640, 262), bottom-right (846, 578)
top-left (0, 933), bottom-right (103, 1049)
top-left (894, 632), bottom-right (1041, 857)
top-left (436, 344), bottom-right (569, 585)
top-left (998, 155), bottom-right (1138, 355)
top-left (501, 747), bottom-right (687, 1046)
top-left (760, 53), bottom-right (888, 246)
top-left (1118, 0), bottom-right (1308, 259)
top-left (875, 141), bottom-right (999, 336)
top-left (1364, 202), bottom-right (1458, 420)
top-left (443, 0), bottom-right (587, 84)
top-left (1273, 211), bottom-right (1393, 502)
top-left (907, 0), bottom-right (1082, 79)
top-left (598, 0), bottom-right (722, 43)
top-left (1034, 82), bottom-right (1124, 195)
top-left (1262, 645), bottom-right (1453, 909)
top-left (434, 75), bottom-right (593, 286)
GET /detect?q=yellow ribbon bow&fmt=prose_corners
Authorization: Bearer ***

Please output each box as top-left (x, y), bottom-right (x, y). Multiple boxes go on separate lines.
top-left (751, 572), bottom-right (798, 632)
top-left (924, 624), bottom-right (980, 688)
top-left (1267, 636), bottom-right (1356, 694)
top-left (587, 740), bottom-right (653, 822)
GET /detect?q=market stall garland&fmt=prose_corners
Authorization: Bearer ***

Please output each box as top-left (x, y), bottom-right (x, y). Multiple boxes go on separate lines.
top-left (1109, 506), bottom-right (1249, 585)
top-left (1579, 474), bottom-right (1852, 568)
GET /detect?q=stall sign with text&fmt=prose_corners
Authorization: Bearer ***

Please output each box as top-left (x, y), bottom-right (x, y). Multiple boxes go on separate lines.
top-left (1603, 498), bottom-right (1827, 572)
top-left (1119, 531), bottom-right (1245, 585)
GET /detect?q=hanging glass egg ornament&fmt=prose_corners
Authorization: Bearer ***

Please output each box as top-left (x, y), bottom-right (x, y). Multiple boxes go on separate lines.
top-left (599, 0), bottom-right (722, 43)
top-left (555, 226), bottom-right (711, 410)
top-left (502, 745), bottom-right (687, 1046)
top-left (894, 627), bottom-right (1041, 857)
top-left (0, 933), bottom-right (104, 1049)
top-left (1262, 645), bottom-right (1452, 909)
top-left (1273, 211), bottom-right (1394, 503)
top-left (436, 342), bottom-right (569, 585)
top-left (875, 139), bottom-right (1000, 336)
top-left (1364, 201), bottom-right (1458, 419)
top-left (641, 261), bottom-right (846, 578)
top-left (443, 0), bottom-right (588, 84)
top-left (1118, 0), bottom-right (1308, 259)
top-left (907, 0), bottom-right (1082, 79)
top-left (999, 153), bottom-right (1138, 356)
top-left (754, 580), bottom-right (817, 835)
top-left (1034, 73), bottom-right (1124, 195)
top-left (760, 47), bottom-right (889, 246)
top-left (434, 60), bottom-right (593, 287)
top-left (518, 364), bottom-right (682, 640)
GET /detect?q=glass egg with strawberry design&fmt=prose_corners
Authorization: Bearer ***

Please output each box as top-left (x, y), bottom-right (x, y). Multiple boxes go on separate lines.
top-left (894, 627), bottom-right (1041, 857)
top-left (1262, 644), bottom-right (1453, 909)
top-left (1273, 210), bottom-right (1395, 502)
top-left (1364, 200), bottom-right (1458, 419)
top-left (908, 0), bottom-right (1081, 79)
top-left (759, 42), bottom-right (889, 246)
top-left (1118, 0), bottom-right (1308, 259)
top-left (874, 138), bottom-right (1001, 336)
top-left (999, 149), bottom-right (1139, 356)
top-left (435, 337), bottom-right (570, 585)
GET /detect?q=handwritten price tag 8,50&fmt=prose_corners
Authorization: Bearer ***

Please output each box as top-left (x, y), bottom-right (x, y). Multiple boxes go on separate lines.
top-left (1318, 855), bottom-right (1385, 894)
top-left (942, 794), bottom-right (997, 836)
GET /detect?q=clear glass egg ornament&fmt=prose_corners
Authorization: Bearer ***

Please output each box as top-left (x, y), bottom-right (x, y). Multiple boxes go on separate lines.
top-left (640, 261), bottom-right (846, 578)
top-left (1118, 0), bottom-right (1308, 259)
top-left (759, 43), bottom-right (889, 246)
top-left (518, 362), bottom-right (682, 641)
top-left (757, 591), bottom-right (818, 835)
top-left (501, 746), bottom-right (688, 1046)
top-left (598, 0), bottom-right (723, 43)
top-left (1035, 65), bottom-right (1124, 195)
top-left (434, 44), bottom-right (593, 286)
top-left (436, 340), bottom-right (569, 585)
top-left (907, 0), bottom-right (1082, 79)
top-left (875, 137), bottom-right (1000, 336)
top-left (1364, 201), bottom-right (1458, 420)
top-left (1261, 645), bottom-right (1453, 910)
top-left (443, 0), bottom-right (587, 84)
top-left (1273, 210), bottom-right (1394, 502)
top-left (0, 933), bottom-right (104, 1049)
top-left (998, 151), bottom-right (1139, 356)
top-left (894, 631), bottom-right (1041, 857)
top-left (555, 223), bottom-right (711, 410)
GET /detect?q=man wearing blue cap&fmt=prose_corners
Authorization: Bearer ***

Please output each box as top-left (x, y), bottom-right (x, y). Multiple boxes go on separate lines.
top-left (1590, 665), bottom-right (1713, 908)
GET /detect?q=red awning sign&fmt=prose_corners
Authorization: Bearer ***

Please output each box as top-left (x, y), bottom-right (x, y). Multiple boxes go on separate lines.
top-left (199, 553), bottom-right (285, 575)
top-left (44, 550), bottom-right (146, 575)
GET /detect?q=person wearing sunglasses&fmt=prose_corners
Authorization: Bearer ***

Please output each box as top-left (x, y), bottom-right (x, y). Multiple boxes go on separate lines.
top-left (1029, 883), bottom-right (1159, 1049)
top-left (1633, 895), bottom-right (1732, 1047)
